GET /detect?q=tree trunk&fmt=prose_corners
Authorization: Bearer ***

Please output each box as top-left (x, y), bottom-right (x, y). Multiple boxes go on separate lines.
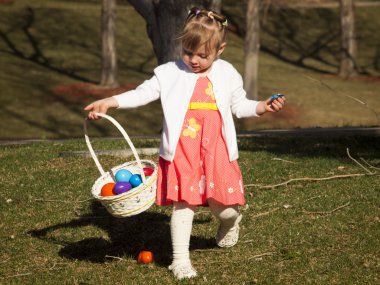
top-left (244, 0), bottom-right (260, 100)
top-left (128, 0), bottom-right (221, 64)
top-left (101, 0), bottom-right (118, 87)
top-left (339, 0), bottom-right (358, 78)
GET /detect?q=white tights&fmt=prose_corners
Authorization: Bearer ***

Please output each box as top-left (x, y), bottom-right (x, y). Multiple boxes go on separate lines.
top-left (170, 199), bottom-right (239, 266)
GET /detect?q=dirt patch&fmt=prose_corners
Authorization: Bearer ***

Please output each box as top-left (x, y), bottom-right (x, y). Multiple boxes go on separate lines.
top-left (236, 103), bottom-right (298, 130)
top-left (52, 83), bottom-right (138, 103)
top-left (322, 74), bottom-right (380, 84)
top-left (348, 75), bottom-right (380, 84)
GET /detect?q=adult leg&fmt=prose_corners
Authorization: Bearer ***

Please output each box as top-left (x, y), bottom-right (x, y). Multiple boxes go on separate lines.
top-left (208, 199), bottom-right (242, 247)
top-left (169, 202), bottom-right (198, 279)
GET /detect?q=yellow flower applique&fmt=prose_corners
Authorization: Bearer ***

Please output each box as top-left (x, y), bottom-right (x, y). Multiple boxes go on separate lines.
top-left (182, 118), bottom-right (201, 139)
top-left (205, 82), bottom-right (215, 101)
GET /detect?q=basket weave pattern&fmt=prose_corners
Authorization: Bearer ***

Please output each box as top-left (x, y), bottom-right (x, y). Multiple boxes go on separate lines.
top-left (85, 113), bottom-right (157, 218)
top-left (92, 160), bottom-right (157, 217)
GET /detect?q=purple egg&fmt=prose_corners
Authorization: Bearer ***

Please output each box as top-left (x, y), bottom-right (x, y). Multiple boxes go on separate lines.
top-left (113, 182), bottom-right (132, 195)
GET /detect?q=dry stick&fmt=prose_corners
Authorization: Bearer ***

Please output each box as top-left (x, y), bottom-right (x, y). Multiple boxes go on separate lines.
top-left (304, 195), bottom-right (323, 202)
top-left (3, 272), bottom-right (32, 279)
top-left (194, 248), bottom-right (230, 253)
top-left (346, 148), bottom-right (374, 174)
top-left (34, 198), bottom-right (92, 203)
top-left (360, 157), bottom-right (380, 171)
top-left (0, 258), bottom-right (10, 264)
top-left (303, 201), bottom-right (351, 215)
top-left (247, 147), bottom-right (379, 189)
top-left (105, 255), bottom-right (125, 261)
top-left (250, 207), bottom-right (280, 218)
top-left (272, 157), bottom-right (296, 164)
top-left (194, 252), bottom-right (274, 264)
top-left (245, 173), bottom-right (367, 189)
top-left (34, 199), bottom-right (65, 202)
top-left (303, 74), bottom-right (380, 125)
top-left (247, 252), bottom-right (275, 260)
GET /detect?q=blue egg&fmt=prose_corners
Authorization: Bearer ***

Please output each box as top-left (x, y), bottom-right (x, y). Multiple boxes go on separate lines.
top-left (115, 169), bottom-right (132, 182)
top-left (129, 174), bottom-right (142, 187)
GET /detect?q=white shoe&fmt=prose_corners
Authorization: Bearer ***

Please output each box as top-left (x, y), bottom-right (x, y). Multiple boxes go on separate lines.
top-left (168, 261), bottom-right (197, 279)
top-left (216, 214), bottom-right (242, 248)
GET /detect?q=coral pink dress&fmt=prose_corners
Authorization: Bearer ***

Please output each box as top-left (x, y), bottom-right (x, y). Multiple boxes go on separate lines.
top-left (156, 76), bottom-right (245, 206)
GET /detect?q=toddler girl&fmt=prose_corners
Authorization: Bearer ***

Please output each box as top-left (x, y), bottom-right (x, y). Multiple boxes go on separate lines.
top-left (85, 7), bottom-right (285, 280)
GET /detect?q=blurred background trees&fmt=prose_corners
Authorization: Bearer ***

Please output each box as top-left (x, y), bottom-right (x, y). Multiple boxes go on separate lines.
top-left (100, 0), bottom-right (360, 100)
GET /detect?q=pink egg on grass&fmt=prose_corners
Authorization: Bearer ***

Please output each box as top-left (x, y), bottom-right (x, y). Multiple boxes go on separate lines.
top-left (113, 182), bottom-right (132, 195)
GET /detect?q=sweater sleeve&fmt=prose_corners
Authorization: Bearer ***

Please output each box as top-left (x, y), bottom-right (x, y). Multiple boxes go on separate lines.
top-left (113, 75), bottom-right (160, 109)
top-left (229, 68), bottom-right (260, 118)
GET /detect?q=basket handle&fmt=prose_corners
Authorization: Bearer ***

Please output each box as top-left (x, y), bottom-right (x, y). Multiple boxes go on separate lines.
top-left (84, 112), bottom-right (146, 183)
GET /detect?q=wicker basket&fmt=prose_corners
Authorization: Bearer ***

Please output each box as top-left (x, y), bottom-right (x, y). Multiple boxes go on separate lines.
top-left (84, 113), bottom-right (157, 218)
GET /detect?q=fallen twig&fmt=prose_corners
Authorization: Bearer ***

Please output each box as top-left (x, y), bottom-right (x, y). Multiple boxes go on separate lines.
top-left (194, 210), bottom-right (210, 216)
top-left (245, 173), bottom-right (367, 189)
top-left (34, 198), bottom-right (92, 203)
top-left (250, 207), bottom-right (280, 218)
top-left (105, 255), bottom-right (125, 261)
top-left (304, 195), bottom-right (323, 202)
top-left (346, 148), bottom-right (374, 175)
top-left (247, 147), bottom-right (378, 189)
top-left (2, 272), bottom-right (32, 279)
top-left (247, 252), bottom-right (275, 260)
top-left (272, 157), bottom-right (296, 164)
top-left (194, 252), bottom-right (274, 264)
top-left (0, 258), bottom-right (10, 264)
top-left (194, 248), bottom-right (229, 252)
top-left (303, 202), bottom-right (351, 215)
top-left (360, 157), bottom-right (380, 171)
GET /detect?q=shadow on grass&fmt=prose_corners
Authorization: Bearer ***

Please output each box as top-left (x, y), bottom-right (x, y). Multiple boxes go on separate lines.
top-left (29, 201), bottom-right (215, 267)
top-left (238, 135), bottom-right (380, 159)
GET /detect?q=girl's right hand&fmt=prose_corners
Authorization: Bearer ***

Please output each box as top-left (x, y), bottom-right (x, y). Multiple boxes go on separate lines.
top-left (84, 97), bottom-right (119, 120)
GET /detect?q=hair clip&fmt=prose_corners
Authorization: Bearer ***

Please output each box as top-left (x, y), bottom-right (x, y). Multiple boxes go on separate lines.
top-left (188, 8), bottom-right (200, 16)
top-left (207, 11), bottom-right (214, 19)
top-left (222, 19), bottom-right (228, 27)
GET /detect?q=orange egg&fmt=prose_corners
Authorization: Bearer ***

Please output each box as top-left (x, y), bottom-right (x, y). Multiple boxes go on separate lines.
top-left (100, 182), bottom-right (116, 196)
top-left (137, 250), bottom-right (154, 264)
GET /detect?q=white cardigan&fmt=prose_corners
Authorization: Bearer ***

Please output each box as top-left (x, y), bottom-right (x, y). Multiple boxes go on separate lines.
top-left (114, 59), bottom-right (259, 162)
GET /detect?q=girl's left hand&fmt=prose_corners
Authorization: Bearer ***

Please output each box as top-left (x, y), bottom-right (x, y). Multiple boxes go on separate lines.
top-left (264, 96), bottom-right (286, 113)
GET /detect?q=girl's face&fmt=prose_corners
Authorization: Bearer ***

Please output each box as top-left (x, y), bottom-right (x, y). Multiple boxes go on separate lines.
top-left (182, 42), bottom-right (226, 74)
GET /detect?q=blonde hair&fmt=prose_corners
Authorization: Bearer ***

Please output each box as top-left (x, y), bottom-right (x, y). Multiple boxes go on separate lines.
top-left (180, 7), bottom-right (228, 55)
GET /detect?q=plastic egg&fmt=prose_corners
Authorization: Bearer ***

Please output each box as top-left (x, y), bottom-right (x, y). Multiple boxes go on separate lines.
top-left (143, 167), bottom-right (154, 176)
top-left (113, 182), bottom-right (132, 195)
top-left (138, 250), bottom-right (154, 264)
top-left (129, 174), bottom-right (142, 187)
top-left (115, 169), bottom-right (132, 182)
top-left (100, 182), bottom-right (116, 196)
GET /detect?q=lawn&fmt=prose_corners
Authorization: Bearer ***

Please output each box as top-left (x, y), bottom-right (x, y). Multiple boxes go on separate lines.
top-left (0, 135), bottom-right (379, 284)
top-left (0, 0), bottom-right (380, 140)
top-left (0, 1), bottom-right (379, 284)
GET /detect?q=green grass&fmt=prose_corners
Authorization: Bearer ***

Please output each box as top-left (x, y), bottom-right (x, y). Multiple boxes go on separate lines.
top-left (1, 2), bottom-right (379, 284)
top-left (0, 0), bottom-right (380, 140)
top-left (0, 136), bottom-right (379, 284)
